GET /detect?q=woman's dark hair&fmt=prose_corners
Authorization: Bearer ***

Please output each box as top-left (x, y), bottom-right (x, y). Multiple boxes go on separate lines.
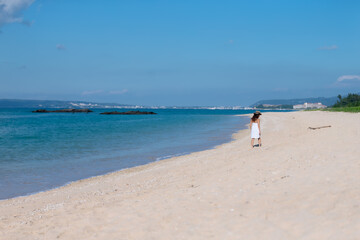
top-left (251, 113), bottom-right (260, 122)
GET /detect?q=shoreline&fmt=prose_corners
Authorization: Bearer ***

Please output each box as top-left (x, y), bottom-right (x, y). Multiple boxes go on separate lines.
top-left (1, 114), bottom-right (249, 201)
top-left (1, 111), bottom-right (359, 239)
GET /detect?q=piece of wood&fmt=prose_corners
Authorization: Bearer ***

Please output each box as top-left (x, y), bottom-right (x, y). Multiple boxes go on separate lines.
top-left (308, 125), bottom-right (331, 130)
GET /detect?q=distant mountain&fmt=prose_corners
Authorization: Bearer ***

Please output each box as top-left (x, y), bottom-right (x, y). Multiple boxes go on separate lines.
top-left (250, 96), bottom-right (338, 107)
top-left (0, 99), bottom-right (133, 109)
top-left (0, 99), bottom-right (248, 109)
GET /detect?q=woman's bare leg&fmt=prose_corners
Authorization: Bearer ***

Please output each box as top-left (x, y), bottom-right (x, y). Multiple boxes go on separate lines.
top-left (258, 138), bottom-right (262, 147)
top-left (251, 138), bottom-right (254, 148)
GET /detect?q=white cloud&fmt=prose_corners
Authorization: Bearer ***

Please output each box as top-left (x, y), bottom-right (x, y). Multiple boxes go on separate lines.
top-left (0, 0), bottom-right (35, 27)
top-left (109, 89), bottom-right (128, 95)
top-left (318, 45), bottom-right (338, 50)
top-left (56, 44), bottom-right (66, 50)
top-left (82, 90), bottom-right (104, 96)
top-left (337, 75), bottom-right (360, 82)
top-left (82, 89), bottom-right (129, 96)
top-left (273, 87), bottom-right (288, 92)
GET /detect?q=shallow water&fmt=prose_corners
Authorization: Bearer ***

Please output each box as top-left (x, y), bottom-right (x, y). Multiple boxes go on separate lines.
top-left (0, 108), bottom-right (277, 199)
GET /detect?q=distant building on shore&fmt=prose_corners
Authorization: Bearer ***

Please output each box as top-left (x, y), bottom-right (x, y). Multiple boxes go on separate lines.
top-left (293, 102), bottom-right (327, 109)
top-left (254, 104), bottom-right (293, 109)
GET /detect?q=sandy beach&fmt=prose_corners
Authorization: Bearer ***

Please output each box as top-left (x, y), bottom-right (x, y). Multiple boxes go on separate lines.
top-left (0, 111), bottom-right (359, 240)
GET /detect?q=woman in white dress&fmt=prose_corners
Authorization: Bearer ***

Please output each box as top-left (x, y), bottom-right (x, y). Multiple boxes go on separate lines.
top-left (250, 111), bottom-right (262, 148)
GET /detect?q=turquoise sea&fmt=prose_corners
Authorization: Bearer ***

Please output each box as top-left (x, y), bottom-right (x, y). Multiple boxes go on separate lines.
top-left (0, 108), bottom-right (281, 200)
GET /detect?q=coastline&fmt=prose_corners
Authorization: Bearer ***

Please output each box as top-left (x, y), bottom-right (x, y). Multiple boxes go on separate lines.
top-left (0, 114), bottom-right (249, 201)
top-left (0, 112), bottom-right (249, 200)
top-left (1, 111), bottom-right (359, 239)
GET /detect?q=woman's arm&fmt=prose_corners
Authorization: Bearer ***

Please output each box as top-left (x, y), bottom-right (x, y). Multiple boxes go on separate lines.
top-left (258, 119), bottom-right (261, 135)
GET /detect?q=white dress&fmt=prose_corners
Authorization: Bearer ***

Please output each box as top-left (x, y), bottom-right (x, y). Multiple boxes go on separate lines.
top-left (251, 122), bottom-right (260, 139)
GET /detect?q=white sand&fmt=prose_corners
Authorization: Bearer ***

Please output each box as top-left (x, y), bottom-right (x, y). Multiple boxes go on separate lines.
top-left (0, 111), bottom-right (359, 240)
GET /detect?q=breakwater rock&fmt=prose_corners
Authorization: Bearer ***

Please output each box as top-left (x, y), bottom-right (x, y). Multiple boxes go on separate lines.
top-left (32, 109), bottom-right (93, 113)
top-left (100, 111), bottom-right (157, 115)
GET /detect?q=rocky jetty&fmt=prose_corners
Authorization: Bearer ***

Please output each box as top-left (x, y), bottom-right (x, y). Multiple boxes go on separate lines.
top-left (32, 109), bottom-right (93, 113)
top-left (100, 110), bottom-right (157, 115)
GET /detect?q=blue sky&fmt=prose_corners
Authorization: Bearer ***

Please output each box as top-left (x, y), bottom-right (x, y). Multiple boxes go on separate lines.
top-left (0, 0), bottom-right (359, 106)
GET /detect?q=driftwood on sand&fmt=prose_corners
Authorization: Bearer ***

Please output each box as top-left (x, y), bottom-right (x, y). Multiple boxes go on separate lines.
top-left (308, 125), bottom-right (331, 130)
